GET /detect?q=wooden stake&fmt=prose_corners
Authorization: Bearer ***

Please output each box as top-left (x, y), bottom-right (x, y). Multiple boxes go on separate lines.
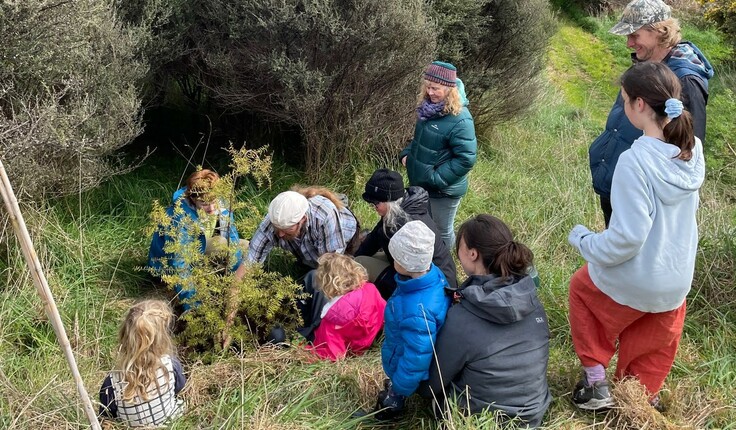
top-left (0, 160), bottom-right (101, 430)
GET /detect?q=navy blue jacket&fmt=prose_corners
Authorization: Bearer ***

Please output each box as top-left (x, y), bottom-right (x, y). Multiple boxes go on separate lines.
top-left (589, 41), bottom-right (713, 198)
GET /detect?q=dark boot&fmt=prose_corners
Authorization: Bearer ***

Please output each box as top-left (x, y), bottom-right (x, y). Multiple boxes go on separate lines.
top-left (373, 379), bottom-right (405, 421)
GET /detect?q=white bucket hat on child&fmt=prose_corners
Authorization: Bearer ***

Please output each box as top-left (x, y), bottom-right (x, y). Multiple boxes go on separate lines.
top-left (268, 191), bottom-right (309, 229)
top-left (388, 220), bottom-right (435, 273)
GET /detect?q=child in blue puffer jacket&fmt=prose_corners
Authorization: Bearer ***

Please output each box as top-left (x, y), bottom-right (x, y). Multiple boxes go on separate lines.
top-left (375, 220), bottom-right (451, 420)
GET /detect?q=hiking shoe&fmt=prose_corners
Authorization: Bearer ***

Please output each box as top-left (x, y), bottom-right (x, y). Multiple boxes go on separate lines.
top-left (373, 380), bottom-right (405, 421)
top-left (572, 377), bottom-right (615, 411)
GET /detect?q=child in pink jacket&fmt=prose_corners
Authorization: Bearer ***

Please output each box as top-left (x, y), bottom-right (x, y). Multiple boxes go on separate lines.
top-left (307, 253), bottom-right (386, 361)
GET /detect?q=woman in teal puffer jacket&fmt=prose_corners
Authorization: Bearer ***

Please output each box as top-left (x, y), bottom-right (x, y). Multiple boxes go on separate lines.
top-left (399, 61), bottom-right (477, 250)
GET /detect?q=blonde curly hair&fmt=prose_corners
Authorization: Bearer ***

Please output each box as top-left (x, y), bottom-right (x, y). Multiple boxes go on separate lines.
top-left (416, 80), bottom-right (463, 116)
top-left (316, 253), bottom-right (368, 299)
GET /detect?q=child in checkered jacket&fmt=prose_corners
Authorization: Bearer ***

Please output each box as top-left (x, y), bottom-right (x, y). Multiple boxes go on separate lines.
top-left (99, 300), bottom-right (186, 427)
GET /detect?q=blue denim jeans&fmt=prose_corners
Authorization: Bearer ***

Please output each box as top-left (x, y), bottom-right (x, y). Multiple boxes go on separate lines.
top-left (428, 196), bottom-right (462, 250)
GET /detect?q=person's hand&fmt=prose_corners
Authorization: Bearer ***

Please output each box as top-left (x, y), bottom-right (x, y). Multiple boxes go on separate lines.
top-left (401, 156), bottom-right (407, 167)
top-left (568, 224), bottom-right (593, 252)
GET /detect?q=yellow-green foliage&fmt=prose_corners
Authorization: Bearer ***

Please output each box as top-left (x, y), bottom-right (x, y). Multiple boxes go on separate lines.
top-left (180, 265), bottom-right (304, 351)
top-left (147, 146), bottom-right (303, 351)
top-left (700, 0), bottom-right (736, 46)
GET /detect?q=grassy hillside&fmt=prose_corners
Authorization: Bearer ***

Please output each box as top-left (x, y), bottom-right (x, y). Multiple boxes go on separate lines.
top-left (1, 11), bottom-right (735, 430)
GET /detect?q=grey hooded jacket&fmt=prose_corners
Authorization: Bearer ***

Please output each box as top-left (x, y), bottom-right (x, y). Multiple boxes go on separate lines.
top-left (419, 274), bottom-right (551, 428)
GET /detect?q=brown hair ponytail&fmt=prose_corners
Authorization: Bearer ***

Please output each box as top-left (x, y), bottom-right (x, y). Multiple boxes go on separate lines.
top-left (456, 214), bottom-right (534, 279)
top-left (620, 61), bottom-right (695, 161)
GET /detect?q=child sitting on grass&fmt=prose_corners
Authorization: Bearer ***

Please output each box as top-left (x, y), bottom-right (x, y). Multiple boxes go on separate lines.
top-left (307, 253), bottom-right (386, 361)
top-left (99, 300), bottom-right (186, 427)
top-left (374, 220), bottom-right (451, 420)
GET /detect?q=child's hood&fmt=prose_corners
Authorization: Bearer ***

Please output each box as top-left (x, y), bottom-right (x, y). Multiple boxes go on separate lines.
top-left (631, 136), bottom-right (705, 205)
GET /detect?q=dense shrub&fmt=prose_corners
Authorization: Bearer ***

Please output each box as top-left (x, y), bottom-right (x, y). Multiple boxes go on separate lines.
top-left (429, 0), bottom-right (557, 131)
top-left (115, 0), bottom-right (557, 180)
top-left (114, 0), bottom-right (209, 108)
top-left (0, 1), bottom-right (145, 199)
top-left (194, 0), bottom-right (435, 180)
top-left (700, 0), bottom-right (736, 50)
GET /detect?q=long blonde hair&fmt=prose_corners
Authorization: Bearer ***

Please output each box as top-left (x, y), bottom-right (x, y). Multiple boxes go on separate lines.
top-left (291, 185), bottom-right (345, 210)
top-left (316, 253), bottom-right (368, 299)
top-left (416, 80), bottom-right (463, 116)
top-left (115, 300), bottom-right (175, 401)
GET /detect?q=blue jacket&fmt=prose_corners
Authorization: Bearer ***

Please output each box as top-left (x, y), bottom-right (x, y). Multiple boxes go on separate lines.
top-left (381, 264), bottom-right (451, 396)
top-left (400, 82), bottom-right (477, 199)
top-left (589, 41), bottom-right (713, 198)
top-left (147, 187), bottom-right (243, 300)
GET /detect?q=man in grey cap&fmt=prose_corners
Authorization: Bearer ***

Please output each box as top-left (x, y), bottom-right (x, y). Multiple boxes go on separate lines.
top-left (589, 0), bottom-right (713, 226)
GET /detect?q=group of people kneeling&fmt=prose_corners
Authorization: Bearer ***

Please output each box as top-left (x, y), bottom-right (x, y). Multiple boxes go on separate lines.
top-left (98, 26), bottom-right (705, 426)
top-left (101, 166), bottom-right (551, 428)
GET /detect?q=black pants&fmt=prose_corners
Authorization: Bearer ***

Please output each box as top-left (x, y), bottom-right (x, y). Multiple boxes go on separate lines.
top-left (296, 269), bottom-right (328, 341)
top-left (374, 265), bottom-right (399, 300)
top-left (599, 195), bottom-right (612, 228)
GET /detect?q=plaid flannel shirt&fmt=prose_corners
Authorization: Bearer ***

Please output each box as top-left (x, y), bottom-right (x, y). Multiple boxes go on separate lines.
top-left (248, 195), bottom-right (358, 268)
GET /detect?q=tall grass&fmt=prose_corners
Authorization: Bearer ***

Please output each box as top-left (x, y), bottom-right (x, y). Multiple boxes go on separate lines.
top-left (0, 11), bottom-right (734, 430)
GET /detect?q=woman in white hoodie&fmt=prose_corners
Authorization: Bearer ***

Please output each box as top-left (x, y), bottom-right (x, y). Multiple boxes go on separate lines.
top-left (567, 61), bottom-right (705, 412)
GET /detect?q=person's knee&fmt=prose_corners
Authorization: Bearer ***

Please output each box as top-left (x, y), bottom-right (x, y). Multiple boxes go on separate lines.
top-left (354, 255), bottom-right (390, 282)
top-left (205, 235), bottom-right (228, 256)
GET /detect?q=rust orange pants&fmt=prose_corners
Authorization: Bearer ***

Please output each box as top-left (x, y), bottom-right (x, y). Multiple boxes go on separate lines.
top-left (568, 264), bottom-right (686, 394)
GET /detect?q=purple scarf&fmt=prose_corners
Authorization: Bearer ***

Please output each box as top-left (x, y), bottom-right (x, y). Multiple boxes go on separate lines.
top-left (417, 100), bottom-right (445, 121)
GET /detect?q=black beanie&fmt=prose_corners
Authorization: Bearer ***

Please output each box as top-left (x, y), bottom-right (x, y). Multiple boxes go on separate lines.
top-left (362, 169), bottom-right (405, 204)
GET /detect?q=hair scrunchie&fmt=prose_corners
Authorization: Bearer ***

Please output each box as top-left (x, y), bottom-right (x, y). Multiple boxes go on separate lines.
top-left (664, 98), bottom-right (683, 119)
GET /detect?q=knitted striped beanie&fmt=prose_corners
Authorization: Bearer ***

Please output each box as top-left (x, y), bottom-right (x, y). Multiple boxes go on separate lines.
top-left (424, 61), bottom-right (457, 87)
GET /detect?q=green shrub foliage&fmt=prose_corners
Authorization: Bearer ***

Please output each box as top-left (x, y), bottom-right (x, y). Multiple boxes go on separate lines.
top-left (116, 0), bottom-right (556, 178)
top-left (700, 0), bottom-right (736, 50)
top-left (429, 0), bottom-right (556, 131)
top-left (147, 146), bottom-right (303, 350)
top-left (113, 0), bottom-right (208, 107)
top-left (0, 1), bottom-right (145, 198)
top-left (195, 0), bottom-right (435, 180)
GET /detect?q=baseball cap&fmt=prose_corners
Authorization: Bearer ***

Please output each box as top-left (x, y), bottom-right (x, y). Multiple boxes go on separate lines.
top-left (609, 0), bottom-right (671, 36)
